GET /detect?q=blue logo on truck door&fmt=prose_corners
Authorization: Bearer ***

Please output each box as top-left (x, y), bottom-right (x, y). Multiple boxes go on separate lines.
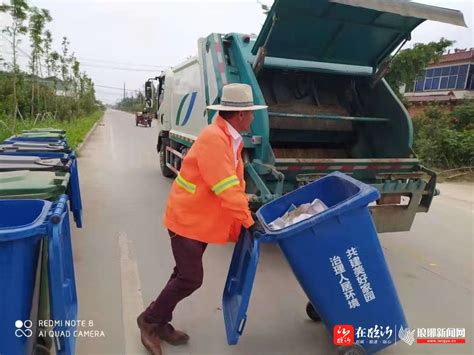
top-left (175, 92), bottom-right (197, 126)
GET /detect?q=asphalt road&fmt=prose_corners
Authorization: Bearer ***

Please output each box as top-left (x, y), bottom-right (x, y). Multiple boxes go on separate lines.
top-left (73, 109), bottom-right (473, 355)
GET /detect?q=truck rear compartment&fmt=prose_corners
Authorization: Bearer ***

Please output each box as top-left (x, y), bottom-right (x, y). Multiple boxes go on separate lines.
top-left (252, 68), bottom-right (436, 232)
top-left (258, 68), bottom-right (395, 162)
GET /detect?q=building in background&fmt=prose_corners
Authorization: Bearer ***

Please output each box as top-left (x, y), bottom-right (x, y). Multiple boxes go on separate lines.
top-left (403, 48), bottom-right (474, 116)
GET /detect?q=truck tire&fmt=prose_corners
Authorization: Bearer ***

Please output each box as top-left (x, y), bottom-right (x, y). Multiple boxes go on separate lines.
top-left (337, 344), bottom-right (366, 355)
top-left (160, 138), bottom-right (175, 178)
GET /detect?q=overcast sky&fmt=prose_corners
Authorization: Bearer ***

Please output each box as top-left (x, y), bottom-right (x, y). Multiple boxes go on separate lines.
top-left (1, 0), bottom-right (473, 104)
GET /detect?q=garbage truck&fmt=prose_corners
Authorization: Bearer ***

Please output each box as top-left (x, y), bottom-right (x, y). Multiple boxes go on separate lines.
top-left (154, 0), bottom-right (466, 233)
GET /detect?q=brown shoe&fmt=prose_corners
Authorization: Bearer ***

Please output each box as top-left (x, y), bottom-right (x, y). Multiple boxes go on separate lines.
top-left (137, 311), bottom-right (189, 346)
top-left (137, 313), bottom-right (162, 355)
top-left (156, 323), bottom-right (190, 346)
top-left (137, 312), bottom-right (146, 329)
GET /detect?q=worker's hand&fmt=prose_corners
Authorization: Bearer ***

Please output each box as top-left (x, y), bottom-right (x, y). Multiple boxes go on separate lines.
top-left (249, 218), bottom-right (265, 236)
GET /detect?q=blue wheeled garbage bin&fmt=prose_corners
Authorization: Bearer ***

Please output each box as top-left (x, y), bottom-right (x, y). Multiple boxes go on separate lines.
top-left (47, 195), bottom-right (78, 355)
top-left (4, 137), bottom-right (68, 146)
top-left (0, 149), bottom-right (83, 228)
top-left (223, 172), bottom-right (408, 354)
top-left (0, 199), bottom-right (52, 355)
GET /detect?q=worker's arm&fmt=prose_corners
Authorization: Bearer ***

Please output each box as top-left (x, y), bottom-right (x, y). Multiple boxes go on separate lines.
top-left (196, 133), bottom-right (254, 228)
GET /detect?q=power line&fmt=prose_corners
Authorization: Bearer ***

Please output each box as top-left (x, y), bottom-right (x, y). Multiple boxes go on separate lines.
top-left (75, 55), bottom-right (168, 69)
top-left (95, 84), bottom-right (137, 92)
top-left (80, 63), bottom-right (162, 72)
top-left (2, 37), bottom-right (168, 72)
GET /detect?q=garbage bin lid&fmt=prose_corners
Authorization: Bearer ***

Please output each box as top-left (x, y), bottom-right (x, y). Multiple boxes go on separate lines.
top-left (0, 156), bottom-right (68, 172)
top-left (0, 170), bottom-right (70, 199)
top-left (48, 197), bottom-right (78, 355)
top-left (17, 132), bottom-right (66, 139)
top-left (4, 137), bottom-right (68, 146)
top-left (0, 142), bottom-right (70, 153)
top-left (22, 128), bottom-right (66, 134)
top-left (222, 229), bottom-right (260, 345)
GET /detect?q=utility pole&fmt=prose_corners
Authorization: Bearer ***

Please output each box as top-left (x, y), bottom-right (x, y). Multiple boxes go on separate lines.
top-left (123, 82), bottom-right (125, 99)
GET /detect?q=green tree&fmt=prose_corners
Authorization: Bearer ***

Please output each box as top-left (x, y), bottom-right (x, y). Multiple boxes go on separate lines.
top-left (60, 36), bottom-right (70, 95)
top-left (413, 104), bottom-right (474, 169)
top-left (28, 6), bottom-right (52, 118)
top-left (0, 0), bottom-right (30, 128)
top-left (49, 50), bottom-right (60, 115)
top-left (386, 38), bottom-right (454, 92)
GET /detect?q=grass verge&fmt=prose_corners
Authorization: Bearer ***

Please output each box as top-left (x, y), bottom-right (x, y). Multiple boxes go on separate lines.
top-left (0, 110), bottom-right (104, 150)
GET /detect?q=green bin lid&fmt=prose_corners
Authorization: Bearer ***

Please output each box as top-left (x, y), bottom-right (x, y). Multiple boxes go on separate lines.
top-left (0, 170), bottom-right (70, 200)
top-left (0, 142), bottom-right (70, 153)
top-left (22, 128), bottom-right (66, 134)
top-left (17, 132), bottom-right (66, 139)
top-left (0, 156), bottom-right (67, 172)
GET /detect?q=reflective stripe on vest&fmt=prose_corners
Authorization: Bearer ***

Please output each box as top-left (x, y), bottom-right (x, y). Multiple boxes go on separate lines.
top-left (176, 174), bottom-right (196, 194)
top-left (212, 175), bottom-right (240, 195)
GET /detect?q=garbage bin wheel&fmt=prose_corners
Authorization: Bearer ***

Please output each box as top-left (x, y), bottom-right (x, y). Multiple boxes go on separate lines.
top-left (160, 138), bottom-right (175, 178)
top-left (35, 343), bottom-right (51, 355)
top-left (305, 302), bottom-right (321, 322)
top-left (337, 344), bottom-right (366, 355)
top-left (37, 331), bottom-right (53, 349)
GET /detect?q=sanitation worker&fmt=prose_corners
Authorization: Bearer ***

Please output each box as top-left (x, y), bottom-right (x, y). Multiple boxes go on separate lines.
top-left (137, 83), bottom-right (267, 354)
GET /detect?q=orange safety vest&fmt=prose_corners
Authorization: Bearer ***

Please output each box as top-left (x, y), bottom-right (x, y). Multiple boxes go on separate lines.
top-left (164, 115), bottom-right (254, 244)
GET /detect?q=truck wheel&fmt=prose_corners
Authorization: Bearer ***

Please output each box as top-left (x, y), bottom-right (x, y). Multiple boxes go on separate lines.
top-left (35, 343), bottom-right (51, 355)
top-left (337, 344), bottom-right (366, 355)
top-left (306, 302), bottom-right (321, 322)
top-left (160, 138), bottom-right (175, 178)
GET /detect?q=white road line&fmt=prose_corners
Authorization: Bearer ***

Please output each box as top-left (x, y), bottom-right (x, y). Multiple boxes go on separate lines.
top-left (110, 121), bottom-right (118, 162)
top-left (118, 231), bottom-right (145, 354)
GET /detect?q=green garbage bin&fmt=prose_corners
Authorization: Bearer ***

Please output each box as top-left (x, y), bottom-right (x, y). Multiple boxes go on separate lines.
top-left (17, 132), bottom-right (66, 140)
top-left (0, 170), bottom-right (70, 353)
top-left (0, 170), bottom-right (69, 200)
top-left (0, 156), bottom-right (71, 172)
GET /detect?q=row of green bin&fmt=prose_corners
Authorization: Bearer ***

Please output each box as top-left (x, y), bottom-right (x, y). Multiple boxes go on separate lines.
top-left (0, 128), bottom-right (79, 355)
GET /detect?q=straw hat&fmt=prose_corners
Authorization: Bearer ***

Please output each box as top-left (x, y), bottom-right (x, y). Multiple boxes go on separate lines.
top-left (207, 83), bottom-right (267, 111)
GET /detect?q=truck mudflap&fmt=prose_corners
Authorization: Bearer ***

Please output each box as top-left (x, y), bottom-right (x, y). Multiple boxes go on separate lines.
top-left (246, 158), bottom-right (437, 233)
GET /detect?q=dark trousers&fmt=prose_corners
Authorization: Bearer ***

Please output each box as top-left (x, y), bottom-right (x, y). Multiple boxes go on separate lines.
top-left (145, 230), bottom-right (208, 325)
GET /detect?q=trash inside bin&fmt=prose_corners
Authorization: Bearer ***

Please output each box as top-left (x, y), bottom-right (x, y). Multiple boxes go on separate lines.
top-left (0, 199), bottom-right (52, 355)
top-left (223, 172), bottom-right (407, 354)
top-left (268, 198), bottom-right (328, 230)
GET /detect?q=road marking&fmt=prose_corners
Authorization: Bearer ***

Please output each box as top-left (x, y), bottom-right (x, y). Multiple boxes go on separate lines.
top-left (118, 231), bottom-right (145, 354)
top-left (110, 122), bottom-right (118, 162)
